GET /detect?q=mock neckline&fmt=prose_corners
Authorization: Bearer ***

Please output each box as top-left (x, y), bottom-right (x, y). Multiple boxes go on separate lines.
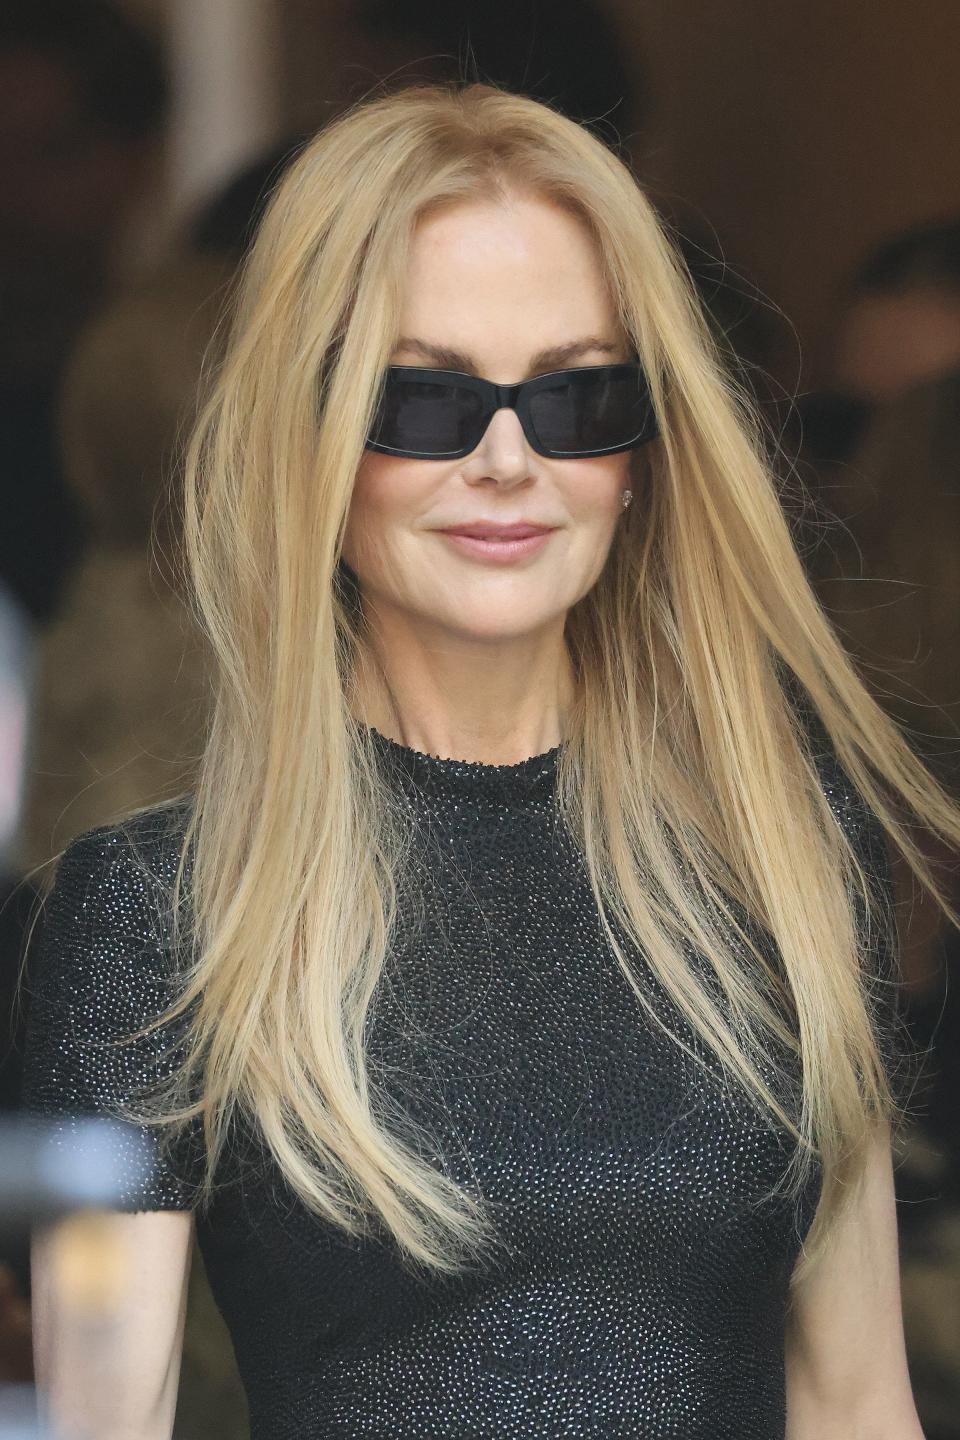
top-left (367, 724), bottom-right (562, 809)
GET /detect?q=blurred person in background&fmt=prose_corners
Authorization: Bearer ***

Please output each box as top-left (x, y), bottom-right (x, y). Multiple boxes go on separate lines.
top-left (801, 218), bottom-right (960, 471)
top-left (817, 375), bottom-right (960, 815)
top-left (803, 222), bottom-right (960, 997)
top-left (6, 251), bottom-right (248, 1438)
top-left (0, 0), bottom-right (172, 1396)
top-left (828, 218), bottom-right (960, 403)
top-left (0, 0), bottom-right (168, 628)
top-left (816, 370), bottom-right (960, 1128)
top-left (804, 230), bottom-right (960, 1433)
top-left (355, 0), bottom-right (643, 136)
top-left (196, 0), bottom-right (643, 273)
top-left (12, 253), bottom-right (226, 877)
top-left (189, 138), bottom-right (310, 267)
top-left (815, 372), bottom-right (960, 1437)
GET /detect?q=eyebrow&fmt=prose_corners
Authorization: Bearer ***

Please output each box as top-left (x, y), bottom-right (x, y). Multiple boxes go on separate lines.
top-left (390, 336), bottom-right (623, 377)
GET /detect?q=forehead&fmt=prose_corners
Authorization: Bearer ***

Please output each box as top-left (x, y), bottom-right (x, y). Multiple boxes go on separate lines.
top-left (400, 194), bottom-right (617, 335)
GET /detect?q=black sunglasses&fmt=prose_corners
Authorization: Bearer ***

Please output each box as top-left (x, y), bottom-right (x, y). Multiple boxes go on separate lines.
top-left (364, 362), bottom-right (659, 460)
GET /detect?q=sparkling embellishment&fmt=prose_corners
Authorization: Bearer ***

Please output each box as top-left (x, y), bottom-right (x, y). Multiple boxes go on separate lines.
top-left (21, 725), bottom-right (902, 1438)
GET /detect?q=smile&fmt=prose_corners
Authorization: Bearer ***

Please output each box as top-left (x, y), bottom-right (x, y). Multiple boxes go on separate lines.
top-left (436, 531), bottom-right (555, 563)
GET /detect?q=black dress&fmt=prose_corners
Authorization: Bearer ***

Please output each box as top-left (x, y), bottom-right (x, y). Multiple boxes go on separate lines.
top-left (21, 726), bottom-right (904, 1439)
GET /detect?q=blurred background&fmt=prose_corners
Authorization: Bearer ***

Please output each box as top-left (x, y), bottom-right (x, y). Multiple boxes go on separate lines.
top-left (0, 2), bottom-right (958, 1435)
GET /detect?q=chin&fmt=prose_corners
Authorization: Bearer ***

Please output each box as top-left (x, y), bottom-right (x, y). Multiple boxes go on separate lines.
top-left (436, 605), bottom-right (566, 642)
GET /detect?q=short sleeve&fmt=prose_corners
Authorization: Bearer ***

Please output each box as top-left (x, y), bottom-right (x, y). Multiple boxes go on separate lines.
top-left (21, 815), bottom-right (202, 1211)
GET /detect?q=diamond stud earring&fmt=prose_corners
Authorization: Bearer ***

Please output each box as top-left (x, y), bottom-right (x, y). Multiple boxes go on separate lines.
top-left (622, 489), bottom-right (633, 509)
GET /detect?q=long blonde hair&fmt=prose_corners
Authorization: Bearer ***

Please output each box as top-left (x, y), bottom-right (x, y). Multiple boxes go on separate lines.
top-left (124, 83), bottom-right (960, 1287)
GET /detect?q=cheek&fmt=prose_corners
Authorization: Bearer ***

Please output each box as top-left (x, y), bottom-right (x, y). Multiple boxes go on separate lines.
top-left (562, 453), bottom-right (633, 526)
top-left (550, 457), bottom-right (633, 589)
top-left (341, 454), bottom-right (431, 573)
top-left (344, 453), bottom-right (401, 532)
top-left (341, 451), bottom-right (636, 590)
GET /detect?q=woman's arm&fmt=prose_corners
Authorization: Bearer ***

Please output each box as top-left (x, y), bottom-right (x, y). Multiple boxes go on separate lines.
top-left (32, 1209), bottom-right (194, 1440)
top-left (784, 1121), bottom-right (925, 1440)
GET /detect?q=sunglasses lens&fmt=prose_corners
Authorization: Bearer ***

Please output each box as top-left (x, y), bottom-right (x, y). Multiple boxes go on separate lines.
top-left (367, 365), bottom-right (658, 458)
top-left (370, 375), bottom-right (485, 455)
top-left (528, 369), bottom-right (655, 454)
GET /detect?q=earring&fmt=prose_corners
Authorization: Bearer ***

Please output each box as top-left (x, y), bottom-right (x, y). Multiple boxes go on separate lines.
top-left (622, 489), bottom-right (633, 509)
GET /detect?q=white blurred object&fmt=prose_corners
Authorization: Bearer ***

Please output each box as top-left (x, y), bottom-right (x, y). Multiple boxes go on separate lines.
top-left (0, 1385), bottom-right (54, 1440)
top-left (168, 0), bottom-right (281, 223)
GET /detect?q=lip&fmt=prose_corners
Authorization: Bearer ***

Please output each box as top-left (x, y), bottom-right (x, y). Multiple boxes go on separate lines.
top-left (436, 529), bottom-right (555, 563)
top-left (438, 522), bottom-right (556, 539)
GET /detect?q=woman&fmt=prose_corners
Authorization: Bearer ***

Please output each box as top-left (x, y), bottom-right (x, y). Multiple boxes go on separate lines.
top-left (21, 83), bottom-right (960, 1439)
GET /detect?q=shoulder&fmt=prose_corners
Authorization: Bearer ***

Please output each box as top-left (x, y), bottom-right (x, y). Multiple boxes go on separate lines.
top-left (46, 797), bottom-right (195, 915)
top-left (31, 798), bottom-right (196, 1001)
top-left (60, 795), bottom-right (195, 862)
top-left (23, 797), bottom-right (196, 1083)
top-left (22, 796), bottom-right (204, 1208)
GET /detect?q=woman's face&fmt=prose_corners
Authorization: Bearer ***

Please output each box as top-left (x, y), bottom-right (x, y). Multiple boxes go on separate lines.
top-left (341, 190), bottom-right (636, 647)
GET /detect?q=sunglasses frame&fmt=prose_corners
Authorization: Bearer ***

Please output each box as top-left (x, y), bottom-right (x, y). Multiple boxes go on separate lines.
top-left (364, 361), bottom-right (659, 460)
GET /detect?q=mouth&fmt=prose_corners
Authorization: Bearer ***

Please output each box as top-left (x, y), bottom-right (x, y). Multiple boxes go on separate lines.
top-left (435, 527), bottom-right (556, 564)
top-left (438, 524), bottom-right (556, 540)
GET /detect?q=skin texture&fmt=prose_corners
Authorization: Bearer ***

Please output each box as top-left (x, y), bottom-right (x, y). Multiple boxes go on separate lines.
top-left (341, 187), bottom-right (636, 765)
top-left (784, 1123), bottom-right (925, 1439)
top-left (32, 1210), bottom-right (193, 1440)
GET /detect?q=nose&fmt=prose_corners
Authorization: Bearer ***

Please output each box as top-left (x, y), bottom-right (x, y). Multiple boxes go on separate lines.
top-left (470, 405), bottom-right (533, 481)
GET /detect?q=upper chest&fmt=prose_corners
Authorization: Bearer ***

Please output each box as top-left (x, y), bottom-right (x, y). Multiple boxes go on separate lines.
top-left (196, 825), bottom-right (819, 1334)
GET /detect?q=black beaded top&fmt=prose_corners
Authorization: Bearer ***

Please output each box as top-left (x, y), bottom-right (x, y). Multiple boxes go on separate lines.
top-left (21, 725), bottom-right (904, 1439)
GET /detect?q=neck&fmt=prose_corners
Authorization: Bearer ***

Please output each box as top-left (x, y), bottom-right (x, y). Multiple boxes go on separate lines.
top-left (349, 619), bottom-right (577, 767)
